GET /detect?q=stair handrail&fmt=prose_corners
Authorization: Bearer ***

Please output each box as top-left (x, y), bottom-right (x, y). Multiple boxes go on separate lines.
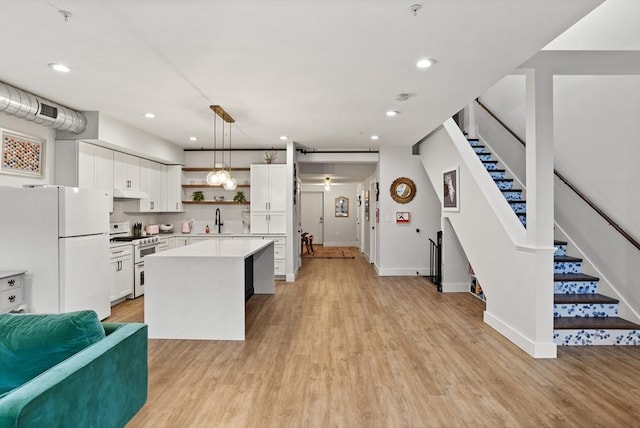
top-left (475, 98), bottom-right (640, 252)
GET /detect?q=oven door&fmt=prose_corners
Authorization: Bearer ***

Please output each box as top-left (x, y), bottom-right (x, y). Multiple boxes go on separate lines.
top-left (138, 244), bottom-right (157, 261)
top-left (129, 262), bottom-right (145, 299)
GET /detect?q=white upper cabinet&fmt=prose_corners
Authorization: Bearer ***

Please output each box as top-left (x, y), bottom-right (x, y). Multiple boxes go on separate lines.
top-left (166, 165), bottom-right (183, 212)
top-left (113, 152), bottom-right (141, 191)
top-left (250, 164), bottom-right (287, 234)
top-left (55, 140), bottom-right (114, 212)
top-left (140, 159), bottom-right (167, 212)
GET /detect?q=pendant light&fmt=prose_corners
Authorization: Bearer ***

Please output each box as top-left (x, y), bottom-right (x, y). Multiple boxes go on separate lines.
top-left (205, 111), bottom-right (221, 185)
top-left (206, 105), bottom-right (236, 186)
top-left (223, 120), bottom-right (237, 190)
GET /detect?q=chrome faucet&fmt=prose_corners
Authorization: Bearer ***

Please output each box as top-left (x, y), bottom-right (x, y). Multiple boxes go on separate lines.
top-left (215, 208), bottom-right (223, 233)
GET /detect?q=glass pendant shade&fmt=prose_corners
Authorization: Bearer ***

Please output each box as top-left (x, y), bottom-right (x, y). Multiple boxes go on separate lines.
top-left (206, 170), bottom-right (222, 185)
top-left (223, 177), bottom-right (237, 190)
top-left (218, 169), bottom-right (231, 182)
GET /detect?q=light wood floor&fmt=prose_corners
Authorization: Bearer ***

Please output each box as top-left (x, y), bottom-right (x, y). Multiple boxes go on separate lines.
top-left (108, 251), bottom-right (640, 427)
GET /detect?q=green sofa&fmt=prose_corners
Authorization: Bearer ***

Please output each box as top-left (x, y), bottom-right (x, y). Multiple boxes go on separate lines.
top-left (0, 321), bottom-right (148, 427)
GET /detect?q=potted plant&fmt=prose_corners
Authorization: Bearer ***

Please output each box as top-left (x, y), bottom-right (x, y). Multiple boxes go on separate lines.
top-left (191, 191), bottom-right (204, 202)
top-left (233, 191), bottom-right (246, 204)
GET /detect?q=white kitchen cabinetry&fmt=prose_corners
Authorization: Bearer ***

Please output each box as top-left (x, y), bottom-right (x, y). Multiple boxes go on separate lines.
top-left (140, 159), bottom-right (167, 212)
top-left (250, 164), bottom-right (286, 234)
top-left (55, 141), bottom-right (114, 212)
top-left (110, 246), bottom-right (133, 302)
top-left (166, 165), bottom-right (183, 212)
top-left (113, 152), bottom-right (141, 191)
top-left (174, 237), bottom-right (190, 247)
top-left (0, 271), bottom-right (25, 313)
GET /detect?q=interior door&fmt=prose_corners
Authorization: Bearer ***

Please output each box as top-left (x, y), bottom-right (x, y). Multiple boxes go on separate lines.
top-left (301, 191), bottom-right (324, 244)
top-left (369, 181), bottom-right (377, 265)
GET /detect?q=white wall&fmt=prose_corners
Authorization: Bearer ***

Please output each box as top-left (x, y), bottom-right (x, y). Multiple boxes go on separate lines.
top-left (376, 146), bottom-right (441, 276)
top-left (321, 183), bottom-right (359, 247)
top-left (420, 120), bottom-right (555, 358)
top-left (480, 74), bottom-right (640, 321)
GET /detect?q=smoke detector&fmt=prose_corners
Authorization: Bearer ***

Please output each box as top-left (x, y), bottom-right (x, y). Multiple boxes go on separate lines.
top-left (409, 4), bottom-right (423, 16)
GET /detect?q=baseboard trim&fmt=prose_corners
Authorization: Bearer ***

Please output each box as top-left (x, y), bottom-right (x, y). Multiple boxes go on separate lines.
top-left (377, 267), bottom-right (429, 276)
top-left (441, 282), bottom-right (468, 293)
top-left (484, 311), bottom-right (557, 359)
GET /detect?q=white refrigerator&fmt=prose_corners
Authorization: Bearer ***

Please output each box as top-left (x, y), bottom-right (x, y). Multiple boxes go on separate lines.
top-left (0, 185), bottom-right (111, 319)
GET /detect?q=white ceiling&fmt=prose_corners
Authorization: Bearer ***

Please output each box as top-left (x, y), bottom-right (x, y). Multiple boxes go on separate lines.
top-left (0, 0), bottom-right (605, 156)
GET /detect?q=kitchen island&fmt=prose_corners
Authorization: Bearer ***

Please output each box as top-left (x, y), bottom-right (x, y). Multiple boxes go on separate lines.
top-left (144, 238), bottom-right (274, 340)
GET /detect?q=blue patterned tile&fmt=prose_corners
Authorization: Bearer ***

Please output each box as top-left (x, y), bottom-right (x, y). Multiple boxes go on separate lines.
top-left (518, 215), bottom-right (527, 227)
top-left (509, 202), bottom-right (526, 213)
top-left (502, 190), bottom-right (522, 201)
top-left (494, 180), bottom-right (513, 190)
top-left (468, 140), bottom-right (481, 146)
top-left (489, 170), bottom-right (505, 179)
top-left (553, 303), bottom-right (618, 318)
top-left (554, 245), bottom-right (566, 256)
top-left (554, 329), bottom-right (640, 346)
top-left (477, 153), bottom-right (493, 161)
top-left (554, 281), bottom-right (599, 294)
top-left (473, 146), bottom-right (486, 154)
top-left (483, 161), bottom-right (498, 171)
top-left (554, 261), bottom-right (582, 274)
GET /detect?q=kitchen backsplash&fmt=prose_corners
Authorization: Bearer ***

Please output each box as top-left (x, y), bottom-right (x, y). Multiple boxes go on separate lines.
top-left (110, 200), bottom-right (247, 235)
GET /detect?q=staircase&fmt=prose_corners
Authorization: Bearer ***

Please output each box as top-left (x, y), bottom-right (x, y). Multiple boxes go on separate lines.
top-left (468, 138), bottom-right (640, 346)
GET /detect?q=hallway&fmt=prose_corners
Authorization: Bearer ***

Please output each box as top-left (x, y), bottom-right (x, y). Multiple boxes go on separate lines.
top-left (109, 251), bottom-right (640, 427)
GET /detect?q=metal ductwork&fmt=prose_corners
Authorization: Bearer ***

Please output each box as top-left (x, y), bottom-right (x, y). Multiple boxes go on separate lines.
top-left (0, 81), bottom-right (87, 134)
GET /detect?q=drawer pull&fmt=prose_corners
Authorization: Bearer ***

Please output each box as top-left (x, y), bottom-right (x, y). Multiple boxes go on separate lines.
top-left (8, 295), bottom-right (16, 303)
top-left (8, 279), bottom-right (15, 287)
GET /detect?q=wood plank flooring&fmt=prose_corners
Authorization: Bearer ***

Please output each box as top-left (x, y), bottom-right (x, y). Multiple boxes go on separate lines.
top-left (107, 251), bottom-right (640, 427)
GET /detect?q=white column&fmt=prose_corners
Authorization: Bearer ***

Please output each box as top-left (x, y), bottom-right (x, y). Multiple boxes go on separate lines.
top-left (524, 67), bottom-right (556, 356)
top-left (467, 102), bottom-right (477, 139)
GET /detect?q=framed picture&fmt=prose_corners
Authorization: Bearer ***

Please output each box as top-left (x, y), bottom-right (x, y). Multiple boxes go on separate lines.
top-left (1, 129), bottom-right (45, 177)
top-left (396, 212), bottom-right (410, 223)
top-left (442, 167), bottom-right (459, 211)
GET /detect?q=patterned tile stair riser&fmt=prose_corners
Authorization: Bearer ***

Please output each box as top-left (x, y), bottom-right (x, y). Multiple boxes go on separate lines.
top-left (468, 139), bottom-right (639, 345)
top-left (552, 241), bottom-right (640, 346)
top-left (468, 139), bottom-right (527, 228)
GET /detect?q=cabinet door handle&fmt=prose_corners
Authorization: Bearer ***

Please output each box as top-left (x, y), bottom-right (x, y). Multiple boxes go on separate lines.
top-left (151, 201), bottom-right (154, 210)
top-left (8, 295), bottom-right (16, 303)
top-left (176, 202), bottom-right (179, 210)
top-left (8, 279), bottom-right (15, 287)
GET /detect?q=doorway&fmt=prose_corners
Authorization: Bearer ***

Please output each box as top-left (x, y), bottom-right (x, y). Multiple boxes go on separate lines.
top-left (301, 191), bottom-right (324, 244)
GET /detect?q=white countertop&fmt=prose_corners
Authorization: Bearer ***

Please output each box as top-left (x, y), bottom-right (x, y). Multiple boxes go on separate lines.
top-left (148, 238), bottom-right (273, 259)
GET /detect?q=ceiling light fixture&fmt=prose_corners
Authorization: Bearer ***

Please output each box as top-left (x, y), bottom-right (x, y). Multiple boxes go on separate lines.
top-left (206, 105), bottom-right (236, 190)
top-left (48, 63), bottom-right (70, 73)
top-left (189, 136), bottom-right (198, 141)
top-left (280, 136), bottom-right (288, 141)
top-left (324, 177), bottom-right (331, 191)
top-left (371, 135), bottom-right (379, 140)
top-left (386, 110), bottom-right (398, 117)
top-left (144, 112), bottom-right (155, 119)
top-left (416, 58), bottom-right (436, 69)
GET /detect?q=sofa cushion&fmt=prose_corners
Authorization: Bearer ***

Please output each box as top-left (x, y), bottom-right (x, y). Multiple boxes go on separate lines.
top-left (0, 310), bottom-right (105, 395)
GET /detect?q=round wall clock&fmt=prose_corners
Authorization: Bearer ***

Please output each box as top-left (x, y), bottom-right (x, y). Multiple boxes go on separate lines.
top-left (390, 177), bottom-right (416, 203)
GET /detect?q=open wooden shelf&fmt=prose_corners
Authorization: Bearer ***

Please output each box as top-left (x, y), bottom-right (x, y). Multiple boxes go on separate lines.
top-left (182, 184), bottom-right (250, 188)
top-left (182, 201), bottom-right (250, 205)
top-left (182, 167), bottom-right (250, 172)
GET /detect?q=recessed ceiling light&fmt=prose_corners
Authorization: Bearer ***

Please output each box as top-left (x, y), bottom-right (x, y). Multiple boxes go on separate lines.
top-left (416, 58), bottom-right (436, 69)
top-left (386, 110), bottom-right (398, 117)
top-left (48, 63), bottom-right (70, 73)
top-left (280, 136), bottom-right (288, 140)
top-left (189, 136), bottom-right (198, 141)
top-left (144, 113), bottom-right (155, 119)
top-left (370, 135), bottom-right (379, 140)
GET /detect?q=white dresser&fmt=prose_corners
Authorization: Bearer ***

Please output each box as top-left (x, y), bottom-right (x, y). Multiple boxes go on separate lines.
top-left (0, 271), bottom-right (26, 313)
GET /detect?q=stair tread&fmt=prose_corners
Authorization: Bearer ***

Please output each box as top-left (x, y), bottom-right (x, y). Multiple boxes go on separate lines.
top-left (494, 178), bottom-right (513, 182)
top-left (467, 138), bottom-right (479, 141)
top-left (554, 240), bottom-right (568, 246)
top-left (554, 293), bottom-right (618, 304)
top-left (481, 160), bottom-right (498, 163)
top-left (490, 169), bottom-right (506, 173)
top-left (507, 200), bottom-right (527, 204)
top-left (500, 188), bottom-right (522, 192)
top-left (554, 255), bottom-right (582, 263)
top-left (554, 272), bottom-right (599, 282)
top-left (554, 317), bottom-right (640, 330)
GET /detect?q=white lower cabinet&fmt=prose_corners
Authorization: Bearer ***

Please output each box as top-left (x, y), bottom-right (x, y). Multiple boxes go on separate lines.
top-left (110, 246), bottom-right (134, 302)
top-left (0, 271), bottom-right (25, 313)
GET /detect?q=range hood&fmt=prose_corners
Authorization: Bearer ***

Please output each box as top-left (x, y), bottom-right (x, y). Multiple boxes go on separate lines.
top-left (112, 189), bottom-right (149, 199)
